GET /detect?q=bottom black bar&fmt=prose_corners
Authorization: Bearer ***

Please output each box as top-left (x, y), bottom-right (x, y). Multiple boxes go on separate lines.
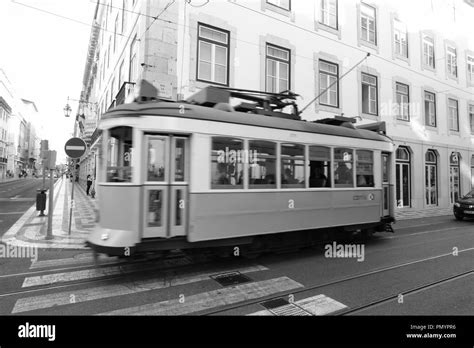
top-left (0, 316), bottom-right (472, 346)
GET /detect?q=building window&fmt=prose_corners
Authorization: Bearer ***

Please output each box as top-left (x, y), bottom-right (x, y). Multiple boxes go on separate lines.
top-left (468, 56), bottom-right (474, 84)
top-left (211, 137), bottom-right (243, 189)
top-left (355, 150), bottom-right (374, 187)
top-left (424, 91), bottom-right (436, 127)
top-left (470, 104), bottom-right (474, 134)
top-left (422, 35), bottom-right (435, 69)
top-left (394, 19), bottom-right (408, 58)
top-left (249, 140), bottom-right (277, 189)
top-left (309, 146), bottom-right (331, 188)
top-left (449, 152), bottom-right (460, 204)
top-left (319, 60), bottom-right (338, 107)
top-left (360, 3), bottom-right (376, 45)
top-left (320, 0), bottom-right (338, 29)
top-left (266, 44), bottom-right (290, 93)
top-left (425, 150), bottom-right (437, 206)
top-left (446, 46), bottom-right (457, 78)
top-left (361, 73), bottom-right (377, 115)
top-left (395, 82), bottom-right (409, 121)
top-left (448, 98), bottom-right (459, 131)
top-left (334, 148), bottom-right (354, 187)
top-left (281, 143), bottom-right (305, 188)
top-left (266, 0), bottom-right (291, 11)
top-left (129, 35), bottom-right (138, 83)
top-left (197, 23), bottom-right (229, 86)
top-left (396, 146), bottom-right (411, 208)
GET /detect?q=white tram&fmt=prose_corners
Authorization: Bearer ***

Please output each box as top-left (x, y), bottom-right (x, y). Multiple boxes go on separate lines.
top-left (86, 84), bottom-right (395, 256)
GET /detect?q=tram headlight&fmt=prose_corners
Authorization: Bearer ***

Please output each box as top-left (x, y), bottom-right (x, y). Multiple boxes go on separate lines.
top-left (454, 202), bottom-right (460, 208)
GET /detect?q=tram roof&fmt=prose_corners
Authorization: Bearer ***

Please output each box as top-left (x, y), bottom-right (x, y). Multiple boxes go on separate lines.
top-left (102, 101), bottom-right (392, 143)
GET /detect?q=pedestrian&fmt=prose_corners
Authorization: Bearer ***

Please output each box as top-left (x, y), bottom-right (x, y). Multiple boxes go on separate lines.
top-left (86, 174), bottom-right (93, 196)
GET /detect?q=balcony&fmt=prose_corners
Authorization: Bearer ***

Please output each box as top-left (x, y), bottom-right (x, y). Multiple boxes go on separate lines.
top-left (115, 82), bottom-right (136, 106)
top-left (90, 127), bottom-right (102, 147)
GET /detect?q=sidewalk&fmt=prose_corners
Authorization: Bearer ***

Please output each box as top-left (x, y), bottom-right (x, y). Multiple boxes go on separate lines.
top-left (1, 176), bottom-right (99, 249)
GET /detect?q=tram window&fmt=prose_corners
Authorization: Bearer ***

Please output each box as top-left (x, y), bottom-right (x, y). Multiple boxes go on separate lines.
top-left (211, 137), bottom-right (243, 189)
top-left (309, 146), bottom-right (331, 188)
top-left (356, 150), bottom-right (374, 187)
top-left (334, 148), bottom-right (353, 187)
top-left (249, 140), bottom-right (277, 189)
top-left (106, 126), bottom-right (132, 182)
top-left (281, 143), bottom-right (305, 188)
top-left (147, 138), bottom-right (166, 181)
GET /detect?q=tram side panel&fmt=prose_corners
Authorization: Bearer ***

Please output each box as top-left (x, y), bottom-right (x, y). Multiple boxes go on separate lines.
top-left (187, 190), bottom-right (382, 242)
top-left (87, 185), bottom-right (142, 250)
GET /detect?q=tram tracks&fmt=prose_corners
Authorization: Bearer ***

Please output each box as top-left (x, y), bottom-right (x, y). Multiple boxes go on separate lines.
top-left (336, 269), bottom-right (474, 315)
top-left (0, 252), bottom-right (211, 300)
top-left (201, 247), bottom-right (474, 316)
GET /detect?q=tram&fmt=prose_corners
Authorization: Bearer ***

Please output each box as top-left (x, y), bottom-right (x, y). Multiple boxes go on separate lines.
top-left (86, 81), bottom-right (395, 257)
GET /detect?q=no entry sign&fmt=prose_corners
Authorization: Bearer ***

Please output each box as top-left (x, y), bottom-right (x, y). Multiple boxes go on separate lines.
top-left (64, 137), bottom-right (87, 159)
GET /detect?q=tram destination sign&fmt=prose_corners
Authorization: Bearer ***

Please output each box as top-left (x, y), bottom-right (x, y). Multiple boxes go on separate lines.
top-left (64, 137), bottom-right (87, 159)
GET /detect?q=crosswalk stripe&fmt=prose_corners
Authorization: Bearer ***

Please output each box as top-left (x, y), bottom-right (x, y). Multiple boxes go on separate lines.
top-left (22, 257), bottom-right (192, 288)
top-left (248, 294), bottom-right (347, 316)
top-left (30, 254), bottom-right (114, 269)
top-left (99, 276), bottom-right (304, 315)
top-left (12, 265), bottom-right (268, 313)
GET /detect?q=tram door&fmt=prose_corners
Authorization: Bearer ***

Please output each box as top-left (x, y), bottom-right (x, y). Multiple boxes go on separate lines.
top-left (143, 135), bottom-right (188, 239)
top-left (382, 153), bottom-right (390, 216)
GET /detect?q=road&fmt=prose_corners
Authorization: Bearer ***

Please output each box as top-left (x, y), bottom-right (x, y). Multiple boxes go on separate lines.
top-left (0, 208), bottom-right (472, 317)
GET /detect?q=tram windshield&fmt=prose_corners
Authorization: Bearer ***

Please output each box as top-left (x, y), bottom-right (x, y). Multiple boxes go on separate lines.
top-left (106, 126), bottom-right (133, 182)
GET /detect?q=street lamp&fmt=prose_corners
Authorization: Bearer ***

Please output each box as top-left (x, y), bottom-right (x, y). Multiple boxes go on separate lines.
top-left (63, 103), bottom-right (72, 117)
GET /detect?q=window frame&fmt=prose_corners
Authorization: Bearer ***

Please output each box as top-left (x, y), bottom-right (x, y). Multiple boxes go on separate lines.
top-left (425, 150), bottom-right (438, 206)
top-left (319, 0), bottom-right (338, 30)
top-left (395, 82), bottom-right (410, 121)
top-left (393, 19), bottom-right (408, 59)
top-left (318, 60), bottom-right (339, 108)
top-left (361, 72), bottom-right (378, 116)
top-left (446, 45), bottom-right (458, 78)
top-left (196, 23), bottom-right (230, 87)
top-left (467, 55), bottom-right (474, 84)
top-left (266, 0), bottom-right (291, 11)
top-left (360, 2), bottom-right (377, 46)
top-left (422, 35), bottom-right (435, 69)
top-left (424, 91), bottom-right (436, 127)
top-left (265, 43), bottom-right (291, 93)
top-left (448, 98), bottom-right (459, 132)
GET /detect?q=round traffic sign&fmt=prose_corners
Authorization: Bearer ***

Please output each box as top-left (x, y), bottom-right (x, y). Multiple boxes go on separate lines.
top-left (64, 137), bottom-right (87, 159)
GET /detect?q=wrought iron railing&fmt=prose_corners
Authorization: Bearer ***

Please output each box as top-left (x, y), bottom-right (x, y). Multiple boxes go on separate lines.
top-left (115, 82), bottom-right (136, 106)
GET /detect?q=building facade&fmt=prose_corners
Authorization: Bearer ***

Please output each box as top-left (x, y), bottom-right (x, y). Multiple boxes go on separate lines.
top-left (78, 0), bottom-right (474, 215)
top-left (0, 69), bottom-right (43, 179)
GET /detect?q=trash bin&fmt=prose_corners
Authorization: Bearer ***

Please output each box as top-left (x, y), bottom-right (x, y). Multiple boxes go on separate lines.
top-left (36, 189), bottom-right (47, 216)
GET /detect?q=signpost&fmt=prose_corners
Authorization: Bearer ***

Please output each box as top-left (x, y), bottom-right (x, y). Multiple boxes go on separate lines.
top-left (45, 150), bottom-right (57, 239)
top-left (65, 137), bottom-right (87, 235)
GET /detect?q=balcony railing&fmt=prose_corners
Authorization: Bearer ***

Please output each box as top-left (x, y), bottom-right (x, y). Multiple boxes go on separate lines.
top-left (115, 82), bottom-right (136, 106)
